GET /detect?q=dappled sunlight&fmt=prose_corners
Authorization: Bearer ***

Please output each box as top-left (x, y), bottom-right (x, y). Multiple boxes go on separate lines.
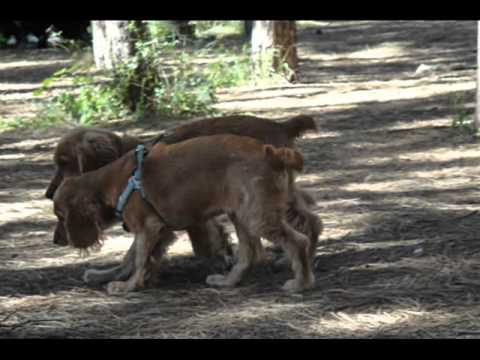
top-left (0, 199), bottom-right (51, 222)
top-left (0, 135), bottom-right (60, 150)
top-left (0, 153), bottom-right (26, 161)
top-left (343, 180), bottom-right (478, 197)
top-left (346, 42), bottom-right (410, 59)
top-left (1, 20), bottom-right (479, 338)
top-left (0, 59), bottom-right (72, 71)
top-left (216, 80), bottom-right (475, 113)
top-left (307, 307), bottom-right (427, 336)
top-left (0, 290), bottom-right (127, 314)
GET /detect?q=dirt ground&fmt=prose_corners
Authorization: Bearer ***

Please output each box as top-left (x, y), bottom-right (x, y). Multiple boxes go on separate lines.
top-left (1, 21), bottom-right (480, 338)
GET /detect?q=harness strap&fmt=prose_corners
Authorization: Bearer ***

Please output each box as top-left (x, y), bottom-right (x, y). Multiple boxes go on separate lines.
top-left (115, 145), bottom-right (148, 219)
top-left (115, 143), bottom-right (172, 232)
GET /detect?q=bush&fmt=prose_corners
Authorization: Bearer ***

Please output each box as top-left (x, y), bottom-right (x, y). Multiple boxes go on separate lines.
top-left (451, 93), bottom-right (478, 137)
top-left (31, 21), bottom-right (291, 129)
top-left (34, 66), bottom-right (128, 126)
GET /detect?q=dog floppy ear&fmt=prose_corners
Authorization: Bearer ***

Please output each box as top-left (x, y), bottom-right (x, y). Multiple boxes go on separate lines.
top-left (53, 221), bottom-right (69, 246)
top-left (45, 169), bottom-right (63, 199)
top-left (76, 132), bottom-right (122, 173)
top-left (65, 200), bottom-right (102, 249)
top-left (264, 145), bottom-right (304, 172)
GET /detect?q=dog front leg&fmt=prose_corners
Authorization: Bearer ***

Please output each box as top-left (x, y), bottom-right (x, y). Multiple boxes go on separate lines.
top-left (105, 216), bottom-right (167, 295)
top-left (278, 220), bottom-right (315, 293)
top-left (206, 218), bottom-right (260, 288)
top-left (106, 231), bottom-right (149, 295)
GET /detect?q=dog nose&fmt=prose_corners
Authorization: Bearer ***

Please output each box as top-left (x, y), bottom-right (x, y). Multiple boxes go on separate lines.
top-left (45, 189), bottom-right (54, 199)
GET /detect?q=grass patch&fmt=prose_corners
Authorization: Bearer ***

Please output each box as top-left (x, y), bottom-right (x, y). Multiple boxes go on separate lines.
top-left (3, 21), bottom-right (294, 131)
top-left (194, 21), bottom-right (244, 39)
top-left (451, 93), bottom-right (479, 138)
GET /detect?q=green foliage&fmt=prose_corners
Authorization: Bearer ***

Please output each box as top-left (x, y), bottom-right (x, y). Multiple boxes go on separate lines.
top-left (0, 111), bottom-right (64, 132)
top-left (43, 27), bottom-right (91, 51)
top-left (451, 94), bottom-right (478, 137)
top-left (109, 22), bottom-right (219, 116)
top-left (0, 116), bottom-right (31, 131)
top-left (34, 65), bottom-right (128, 126)
top-left (146, 21), bottom-right (180, 47)
top-left (202, 45), bottom-right (252, 87)
top-left (0, 33), bottom-right (7, 47)
top-left (153, 52), bottom-right (217, 115)
top-left (30, 20), bottom-right (292, 130)
top-left (194, 21), bottom-right (244, 38)
top-left (251, 47), bottom-right (295, 84)
top-left (53, 82), bottom-right (127, 125)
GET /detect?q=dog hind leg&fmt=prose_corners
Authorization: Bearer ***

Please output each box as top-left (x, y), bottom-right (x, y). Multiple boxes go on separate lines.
top-left (265, 220), bottom-right (315, 292)
top-left (206, 216), bottom-right (262, 288)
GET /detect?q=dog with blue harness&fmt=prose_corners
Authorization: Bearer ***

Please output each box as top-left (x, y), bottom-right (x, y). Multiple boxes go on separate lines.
top-left (115, 144), bottom-right (151, 231)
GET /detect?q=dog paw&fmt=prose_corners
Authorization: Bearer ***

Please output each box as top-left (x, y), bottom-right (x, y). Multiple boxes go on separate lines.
top-left (83, 269), bottom-right (104, 284)
top-left (206, 274), bottom-right (232, 288)
top-left (281, 278), bottom-right (311, 293)
top-left (106, 281), bottom-right (129, 296)
top-left (281, 279), bottom-right (304, 293)
top-left (282, 274), bottom-right (315, 293)
top-left (83, 270), bottom-right (93, 284)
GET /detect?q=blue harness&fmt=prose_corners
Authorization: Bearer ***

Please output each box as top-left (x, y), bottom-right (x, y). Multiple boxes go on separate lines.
top-left (115, 144), bottom-right (149, 220)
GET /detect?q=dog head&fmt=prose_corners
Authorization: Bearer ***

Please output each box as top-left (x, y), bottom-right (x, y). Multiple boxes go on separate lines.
top-left (52, 177), bottom-right (107, 249)
top-left (45, 129), bottom-right (123, 200)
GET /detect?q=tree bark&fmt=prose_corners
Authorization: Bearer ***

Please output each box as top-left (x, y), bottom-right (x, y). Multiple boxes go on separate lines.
top-left (244, 21), bottom-right (253, 39)
top-left (125, 21), bottom-right (153, 112)
top-left (91, 21), bottom-right (153, 112)
top-left (476, 21), bottom-right (480, 130)
top-left (170, 21), bottom-right (195, 40)
top-left (91, 21), bottom-right (135, 70)
top-left (251, 21), bottom-right (298, 82)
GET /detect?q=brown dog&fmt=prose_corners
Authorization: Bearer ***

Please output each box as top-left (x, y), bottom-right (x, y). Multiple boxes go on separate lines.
top-left (47, 114), bottom-right (322, 283)
top-left (46, 115), bottom-right (317, 199)
top-left (53, 135), bottom-right (315, 294)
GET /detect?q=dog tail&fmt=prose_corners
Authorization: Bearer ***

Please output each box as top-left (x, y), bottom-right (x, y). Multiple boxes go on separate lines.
top-left (281, 114), bottom-right (317, 139)
top-left (264, 145), bottom-right (304, 172)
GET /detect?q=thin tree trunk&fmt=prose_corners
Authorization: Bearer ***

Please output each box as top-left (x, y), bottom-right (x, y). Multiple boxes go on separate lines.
top-left (91, 20), bottom-right (153, 112)
top-left (91, 21), bottom-right (135, 70)
top-left (125, 21), bottom-right (152, 112)
top-left (171, 21), bottom-right (195, 40)
top-left (251, 21), bottom-right (298, 82)
top-left (244, 21), bottom-right (253, 39)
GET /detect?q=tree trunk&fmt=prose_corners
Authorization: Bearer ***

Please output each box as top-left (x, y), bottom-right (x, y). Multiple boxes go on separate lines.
top-left (91, 21), bottom-right (135, 70)
top-left (91, 21), bottom-right (153, 112)
top-left (244, 21), bottom-right (253, 39)
top-left (170, 21), bottom-right (195, 40)
top-left (124, 21), bottom-right (153, 112)
top-left (476, 21), bottom-right (480, 130)
top-left (251, 21), bottom-right (298, 82)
